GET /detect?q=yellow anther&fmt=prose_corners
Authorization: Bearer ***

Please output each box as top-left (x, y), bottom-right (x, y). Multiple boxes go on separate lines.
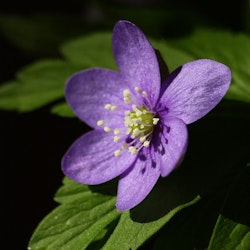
top-left (99, 88), bottom-right (160, 158)
top-left (123, 89), bottom-right (132, 104)
top-left (122, 143), bottom-right (128, 149)
top-left (136, 111), bottom-right (142, 116)
top-left (114, 150), bottom-right (122, 157)
top-left (114, 136), bottom-right (120, 143)
top-left (97, 120), bottom-right (104, 126)
top-left (126, 128), bottom-right (132, 134)
top-left (110, 105), bottom-right (117, 111)
top-left (104, 104), bottom-right (112, 110)
top-left (139, 136), bottom-right (146, 143)
top-left (132, 104), bottom-right (137, 111)
top-left (142, 91), bottom-right (148, 98)
top-left (113, 128), bottom-right (120, 135)
top-left (104, 126), bottom-right (111, 132)
top-left (153, 118), bottom-right (160, 125)
top-left (134, 87), bottom-right (141, 93)
top-left (129, 146), bottom-right (138, 154)
top-left (123, 89), bottom-right (131, 97)
top-left (132, 128), bottom-right (140, 138)
top-left (124, 97), bottom-right (131, 104)
top-left (143, 141), bottom-right (150, 147)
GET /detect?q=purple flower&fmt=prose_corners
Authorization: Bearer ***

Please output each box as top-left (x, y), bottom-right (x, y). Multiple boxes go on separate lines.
top-left (62, 20), bottom-right (231, 211)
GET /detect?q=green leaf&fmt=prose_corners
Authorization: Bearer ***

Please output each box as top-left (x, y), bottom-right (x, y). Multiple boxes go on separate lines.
top-left (0, 60), bottom-right (80, 112)
top-left (102, 196), bottom-right (200, 250)
top-left (28, 175), bottom-right (200, 250)
top-left (28, 178), bottom-right (121, 250)
top-left (208, 215), bottom-right (250, 250)
top-left (208, 165), bottom-right (250, 250)
top-left (60, 32), bottom-right (117, 69)
top-left (0, 32), bottom-right (118, 113)
top-left (168, 29), bottom-right (250, 103)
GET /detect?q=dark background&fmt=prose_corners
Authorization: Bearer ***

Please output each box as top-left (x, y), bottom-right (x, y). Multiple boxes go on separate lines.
top-left (1, 0), bottom-right (249, 249)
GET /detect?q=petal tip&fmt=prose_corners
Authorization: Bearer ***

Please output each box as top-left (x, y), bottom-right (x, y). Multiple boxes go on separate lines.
top-left (113, 19), bottom-right (135, 29)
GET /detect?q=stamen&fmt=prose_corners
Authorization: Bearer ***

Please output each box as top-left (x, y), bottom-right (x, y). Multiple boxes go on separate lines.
top-left (131, 104), bottom-right (137, 111)
top-left (97, 120), bottom-right (104, 126)
top-left (104, 126), bottom-right (111, 132)
top-left (143, 141), bottom-right (150, 147)
top-left (104, 104), bottom-right (112, 110)
top-left (104, 104), bottom-right (118, 111)
top-left (114, 150), bottom-right (122, 157)
top-left (131, 128), bottom-right (140, 138)
top-left (153, 118), bottom-right (159, 125)
top-left (139, 136), bottom-right (146, 143)
top-left (134, 87), bottom-right (141, 93)
top-left (113, 128), bottom-right (120, 135)
top-left (114, 136), bottom-right (120, 143)
top-left (97, 87), bottom-right (160, 157)
top-left (123, 89), bottom-right (132, 104)
top-left (126, 128), bottom-right (132, 135)
top-left (110, 105), bottom-right (117, 111)
top-left (129, 146), bottom-right (138, 154)
top-left (123, 89), bottom-right (130, 96)
top-left (142, 91), bottom-right (148, 98)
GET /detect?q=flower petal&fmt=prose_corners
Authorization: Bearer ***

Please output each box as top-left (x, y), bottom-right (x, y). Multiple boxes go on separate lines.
top-left (158, 59), bottom-right (232, 124)
top-left (156, 118), bottom-right (188, 177)
top-left (116, 148), bottom-right (161, 211)
top-left (112, 20), bottom-right (161, 107)
top-left (65, 68), bottom-right (129, 128)
top-left (62, 130), bottom-right (136, 184)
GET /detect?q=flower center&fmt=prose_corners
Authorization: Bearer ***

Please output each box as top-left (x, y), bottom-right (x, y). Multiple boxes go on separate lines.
top-left (97, 87), bottom-right (159, 157)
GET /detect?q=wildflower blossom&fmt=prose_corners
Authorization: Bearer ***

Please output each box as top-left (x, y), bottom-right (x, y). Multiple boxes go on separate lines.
top-left (62, 20), bottom-right (231, 210)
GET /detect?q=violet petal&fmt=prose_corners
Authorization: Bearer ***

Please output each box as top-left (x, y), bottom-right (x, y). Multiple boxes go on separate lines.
top-left (65, 68), bottom-right (129, 129)
top-left (159, 59), bottom-right (231, 124)
top-left (116, 148), bottom-right (161, 211)
top-left (112, 20), bottom-right (161, 107)
top-left (156, 118), bottom-right (188, 177)
top-left (62, 130), bottom-right (136, 184)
